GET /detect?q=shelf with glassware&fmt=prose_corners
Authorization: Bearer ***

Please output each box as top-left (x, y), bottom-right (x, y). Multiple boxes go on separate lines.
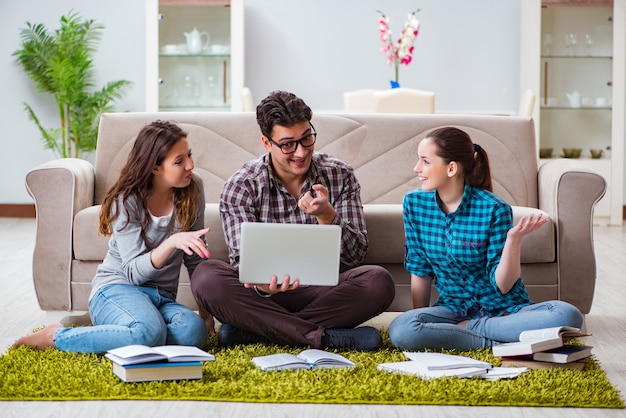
top-left (537, 99), bottom-right (612, 219)
top-left (158, 53), bottom-right (231, 110)
top-left (146, 0), bottom-right (244, 112)
top-left (538, 54), bottom-right (612, 220)
top-left (539, 53), bottom-right (613, 165)
top-left (540, 55), bottom-right (612, 111)
top-left (523, 0), bottom-right (625, 225)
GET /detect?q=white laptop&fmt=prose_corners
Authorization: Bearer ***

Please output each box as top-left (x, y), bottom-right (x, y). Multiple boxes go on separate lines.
top-left (238, 222), bottom-right (341, 286)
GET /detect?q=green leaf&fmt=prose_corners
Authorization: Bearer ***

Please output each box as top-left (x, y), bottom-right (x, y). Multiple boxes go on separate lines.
top-left (13, 10), bottom-right (132, 159)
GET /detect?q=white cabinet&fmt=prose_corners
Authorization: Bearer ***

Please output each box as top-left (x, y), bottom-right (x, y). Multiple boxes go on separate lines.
top-left (522, 0), bottom-right (625, 226)
top-left (145, 0), bottom-right (244, 112)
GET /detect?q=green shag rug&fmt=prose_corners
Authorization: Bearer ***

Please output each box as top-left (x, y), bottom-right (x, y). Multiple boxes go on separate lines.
top-left (0, 332), bottom-right (623, 408)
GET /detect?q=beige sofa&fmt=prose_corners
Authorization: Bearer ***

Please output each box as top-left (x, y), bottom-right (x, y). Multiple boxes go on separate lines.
top-left (25, 112), bottom-right (606, 316)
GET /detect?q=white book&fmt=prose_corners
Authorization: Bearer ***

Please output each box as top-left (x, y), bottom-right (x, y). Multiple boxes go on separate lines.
top-left (492, 326), bottom-right (585, 357)
top-left (518, 326), bottom-right (582, 341)
top-left (105, 344), bottom-right (215, 366)
top-left (252, 349), bottom-right (355, 371)
top-left (482, 367), bottom-right (528, 380)
top-left (377, 352), bottom-right (493, 380)
top-left (377, 363), bottom-right (526, 380)
top-left (401, 352), bottom-right (493, 370)
top-left (377, 361), bottom-right (488, 379)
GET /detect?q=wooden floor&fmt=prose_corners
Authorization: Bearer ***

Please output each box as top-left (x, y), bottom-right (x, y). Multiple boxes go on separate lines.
top-left (1, 217), bottom-right (625, 417)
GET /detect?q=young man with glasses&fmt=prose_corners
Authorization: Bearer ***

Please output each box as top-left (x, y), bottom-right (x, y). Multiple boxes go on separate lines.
top-left (191, 90), bottom-right (395, 351)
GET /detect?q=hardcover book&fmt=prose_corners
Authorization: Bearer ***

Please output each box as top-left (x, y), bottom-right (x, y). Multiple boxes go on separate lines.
top-left (533, 345), bottom-right (593, 363)
top-left (492, 326), bottom-right (586, 357)
top-left (111, 361), bottom-right (203, 382)
top-left (500, 356), bottom-right (587, 370)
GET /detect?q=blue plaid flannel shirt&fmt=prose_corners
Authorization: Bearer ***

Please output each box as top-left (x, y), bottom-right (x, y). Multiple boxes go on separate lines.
top-left (403, 184), bottom-right (532, 316)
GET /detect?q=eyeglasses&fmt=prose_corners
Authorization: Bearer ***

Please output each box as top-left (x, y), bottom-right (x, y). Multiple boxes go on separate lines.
top-left (267, 124), bottom-right (317, 155)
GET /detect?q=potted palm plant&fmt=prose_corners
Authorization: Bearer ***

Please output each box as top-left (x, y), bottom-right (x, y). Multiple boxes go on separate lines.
top-left (13, 11), bottom-right (132, 158)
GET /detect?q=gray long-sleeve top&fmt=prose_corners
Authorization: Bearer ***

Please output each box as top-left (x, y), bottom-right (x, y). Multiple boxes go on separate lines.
top-left (89, 178), bottom-right (205, 301)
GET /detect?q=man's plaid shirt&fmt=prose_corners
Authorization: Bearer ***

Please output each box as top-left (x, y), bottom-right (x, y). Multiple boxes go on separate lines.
top-left (220, 152), bottom-right (368, 269)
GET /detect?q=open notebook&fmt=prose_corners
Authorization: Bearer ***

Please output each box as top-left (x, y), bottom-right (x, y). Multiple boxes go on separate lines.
top-left (238, 222), bottom-right (341, 286)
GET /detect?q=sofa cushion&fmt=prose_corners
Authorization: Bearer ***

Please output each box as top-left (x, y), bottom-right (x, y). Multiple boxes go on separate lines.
top-left (362, 204), bottom-right (404, 264)
top-left (73, 203), bottom-right (228, 263)
top-left (74, 204), bottom-right (554, 265)
top-left (512, 206), bottom-right (554, 263)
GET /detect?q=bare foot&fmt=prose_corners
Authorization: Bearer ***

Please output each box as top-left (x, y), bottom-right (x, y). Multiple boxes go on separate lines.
top-left (13, 323), bottom-right (63, 350)
top-left (198, 307), bottom-right (216, 336)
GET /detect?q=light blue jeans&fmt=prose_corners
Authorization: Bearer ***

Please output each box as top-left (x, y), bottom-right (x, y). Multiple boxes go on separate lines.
top-left (53, 284), bottom-right (208, 354)
top-left (388, 301), bottom-right (584, 351)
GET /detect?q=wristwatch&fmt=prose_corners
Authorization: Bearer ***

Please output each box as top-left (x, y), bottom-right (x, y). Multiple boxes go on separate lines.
top-left (253, 285), bottom-right (272, 298)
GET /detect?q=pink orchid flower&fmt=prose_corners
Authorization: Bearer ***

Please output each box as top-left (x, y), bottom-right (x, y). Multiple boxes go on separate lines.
top-left (377, 9), bottom-right (421, 84)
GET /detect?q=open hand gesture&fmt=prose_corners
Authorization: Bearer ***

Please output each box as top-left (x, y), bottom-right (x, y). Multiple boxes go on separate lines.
top-left (507, 214), bottom-right (548, 241)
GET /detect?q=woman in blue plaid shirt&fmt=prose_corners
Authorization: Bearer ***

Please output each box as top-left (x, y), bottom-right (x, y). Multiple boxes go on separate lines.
top-left (388, 127), bottom-right (583, 351)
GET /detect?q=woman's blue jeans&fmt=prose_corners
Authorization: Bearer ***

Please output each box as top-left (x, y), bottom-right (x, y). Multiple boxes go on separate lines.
top-left (388, 300), bottom-right (583, 351)
top-left (53, 284), bottom-right (208, 354)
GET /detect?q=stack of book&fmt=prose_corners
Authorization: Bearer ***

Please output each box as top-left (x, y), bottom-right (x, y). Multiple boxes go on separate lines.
top-left (492, 326), bottom-right (593, 370)
top-left (105, 344), bottom-right (215, 382)
top-left (377, 352), bottom-right (526, 380)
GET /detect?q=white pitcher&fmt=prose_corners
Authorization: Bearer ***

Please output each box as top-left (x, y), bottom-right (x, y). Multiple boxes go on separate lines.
top-left (184, 28), bottom-right (210, 55)
top-left (566, 91), bottom-right (581, 108)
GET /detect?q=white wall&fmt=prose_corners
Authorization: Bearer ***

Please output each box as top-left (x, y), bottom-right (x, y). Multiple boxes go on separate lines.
top-left (0, 0), bottom-right (147, 204)
top-left (7, 0), bottom-right (623, 208)
top-left (0, 0), bottom-right (523, 205)
top-left (243, 0), bottom-right (522, 113)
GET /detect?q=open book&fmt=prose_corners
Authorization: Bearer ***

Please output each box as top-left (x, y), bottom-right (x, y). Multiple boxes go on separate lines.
top-left (105, 344), bottom-right (215, 366)
top-left (377, 352), bottom-right (499, 380)
top-left (492, 326), bottom-right (585, 357)
top-left (252, 349), bottom-right (355, 371)
top-left (377, 361), bottom-right (489, 379)
top-left (401, 352), bottom-right (493, 370)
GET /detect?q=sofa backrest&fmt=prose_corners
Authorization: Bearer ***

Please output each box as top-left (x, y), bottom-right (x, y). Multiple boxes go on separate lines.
top-left (95, 112), bottom-right (538, 208)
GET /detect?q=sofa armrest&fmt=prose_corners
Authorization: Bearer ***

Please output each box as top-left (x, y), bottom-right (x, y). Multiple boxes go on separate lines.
top-left (25, 158), bottom-right (95, 310)
top-left (538, 159), bottom-right (607, 314)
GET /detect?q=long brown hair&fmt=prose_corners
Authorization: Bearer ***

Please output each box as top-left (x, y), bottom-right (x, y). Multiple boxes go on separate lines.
top-left (99, 120), bottom-right (200, 236)
top-left (426, 126), bottom-right (493, 191)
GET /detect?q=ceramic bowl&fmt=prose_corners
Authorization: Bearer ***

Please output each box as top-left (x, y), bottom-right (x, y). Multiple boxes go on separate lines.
top-left (539, 148), bottom-right (553, 158)
top-left (161, 44), bottom-right (179, 55)
top-left (210, 44), bottom-right (230, 54)
top-left (590, 149), bottom-right (604, 159)
top-left (562, 148), bottom-right (582, 158)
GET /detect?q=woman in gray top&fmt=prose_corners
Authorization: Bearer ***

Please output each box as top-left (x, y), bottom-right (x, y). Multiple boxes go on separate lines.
top-left (14, 120), bottom-right (210, 353)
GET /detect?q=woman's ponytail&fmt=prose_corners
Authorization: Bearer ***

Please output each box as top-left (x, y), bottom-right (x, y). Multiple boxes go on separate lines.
top-left (467, 143), bottom-right (492, 191)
